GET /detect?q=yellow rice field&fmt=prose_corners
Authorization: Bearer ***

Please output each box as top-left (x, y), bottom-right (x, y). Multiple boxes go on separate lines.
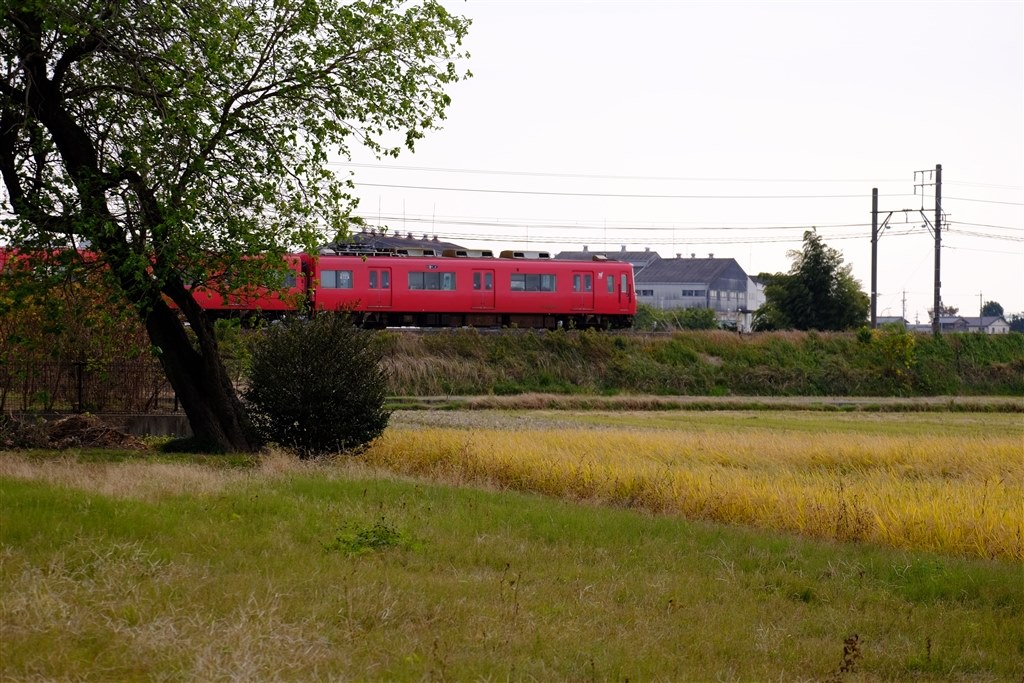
top-left (365, 412), bottom-right (1024, 561)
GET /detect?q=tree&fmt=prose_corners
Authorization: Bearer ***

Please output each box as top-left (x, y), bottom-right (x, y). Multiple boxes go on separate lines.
top-left (928, 304), bottom-right (959, 321)
top-left (981, 301), bottom-right (1004, 317)
top-left (245, 314), bottom-right (389, 458)
top-left (1, 1), bottom-right (469, 451)
top-left (752, 230), bottom-right (868, 332)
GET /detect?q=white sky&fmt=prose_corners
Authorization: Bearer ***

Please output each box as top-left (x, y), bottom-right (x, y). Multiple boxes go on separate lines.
top-left (343, 0), bottom-right (1024, 322)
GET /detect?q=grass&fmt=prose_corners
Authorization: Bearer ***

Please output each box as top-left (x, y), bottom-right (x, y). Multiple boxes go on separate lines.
top-left (372, 411), bottom-right (1024, 561)
top-left (2, 410), bottom-right (1023, 680)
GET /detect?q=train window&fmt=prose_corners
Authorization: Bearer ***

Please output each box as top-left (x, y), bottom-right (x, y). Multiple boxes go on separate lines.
top-left (621, 274), bottom-right (628, 293)
top-left (282, 272), bottom-right (297, 288)
top-left (409, 271), bottom-right (456, 291)
top-left (321, 270), bottom-right (353, 289)
top-left (473, 272), bottom-right (481, 290)
top-left (607, 275), bottom-right (614, 293)
top-left (584, 274), bottom-right (592, 292)
top-left (381, 271), bottom-right (390, 289)
top-left (369, 271), bottom-right (377, 289)
top-left (572, 274), bottom-right (580, 292)
top-left (511, 273), bottom-right (557, 292)
top-left (485, 273), bottom-right (493, 290)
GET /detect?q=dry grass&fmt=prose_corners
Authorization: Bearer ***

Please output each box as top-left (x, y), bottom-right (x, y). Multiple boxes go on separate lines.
top-left (365, 417), bottom-right (1024, 561)
top-left (0, 449), bottom-right (318, 502)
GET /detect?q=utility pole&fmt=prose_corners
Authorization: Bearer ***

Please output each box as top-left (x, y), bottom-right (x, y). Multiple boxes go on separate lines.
top-left (871, 188), bottom-right (878, 328)
top-left (914, 164), bottom-right (943, 335)
top-left (933, 164), bottom-right (942, 336)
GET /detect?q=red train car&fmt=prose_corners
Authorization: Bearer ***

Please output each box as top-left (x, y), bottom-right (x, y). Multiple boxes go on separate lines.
top-left (309, 252), bottom-right (635, 329)
top-left (188, 254), bottom-right (307, 317)
top-left (183, 250), bottom-right (636, 329)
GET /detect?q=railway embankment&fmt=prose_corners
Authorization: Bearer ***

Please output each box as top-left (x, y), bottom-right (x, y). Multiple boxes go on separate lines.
top-left (381, 328), bottom-right (1024, 398)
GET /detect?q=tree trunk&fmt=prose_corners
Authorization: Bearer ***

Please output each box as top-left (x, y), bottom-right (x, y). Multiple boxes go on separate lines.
top-left (144, 298), bottom-right (258, 453)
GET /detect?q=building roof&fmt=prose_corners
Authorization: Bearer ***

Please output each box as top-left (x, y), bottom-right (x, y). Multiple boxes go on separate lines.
top-left (324, 229), bottom-right (467, 255)
top-left (633, 256), bottom-right (744, 284)
top-left (554, 248), bottom-right (659, 269)
top-left (963, 316), bottom-right (1008, 328)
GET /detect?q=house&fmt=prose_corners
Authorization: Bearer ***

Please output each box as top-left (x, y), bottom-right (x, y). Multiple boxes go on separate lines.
top-left (556, 248), bottom-right (755, 330)
top-left (327, 228), bottom-right (469, 256)
top-left (937, 316), bottom-right (970, 333)
top-left (553, 246), bottom-right (661, 274)
top-left (875, 316), bottom-right (909, 328)
top-left (964, 316), bottom-right (1011, 334)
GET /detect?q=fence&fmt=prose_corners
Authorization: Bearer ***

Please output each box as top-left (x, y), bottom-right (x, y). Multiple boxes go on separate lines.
top-left (1, 360), bottom-right (181, 414)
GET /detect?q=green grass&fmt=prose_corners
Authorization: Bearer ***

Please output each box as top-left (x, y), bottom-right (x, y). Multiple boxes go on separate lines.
top-left (2, 451), bottom-right (1022, 681)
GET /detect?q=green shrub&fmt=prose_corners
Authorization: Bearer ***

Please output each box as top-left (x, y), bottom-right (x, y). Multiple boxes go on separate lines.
top-left (244, 314), bottom-right (390, 458)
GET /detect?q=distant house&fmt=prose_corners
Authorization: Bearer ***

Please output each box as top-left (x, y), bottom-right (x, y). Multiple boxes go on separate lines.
top-left (937, 316), bottom-right (970, 333)
top-left (875, 316), bottom-right (909, 328)
top-left (964, 316), bottom-right (1010, 334)
top-left (553, 246), bottom-right (661, 273)
top-left (331, 228), bottom-right (469, 256)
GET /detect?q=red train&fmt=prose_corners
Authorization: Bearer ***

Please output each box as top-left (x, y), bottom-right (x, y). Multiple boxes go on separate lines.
top-left (192, 249), bottom-right (636, 329)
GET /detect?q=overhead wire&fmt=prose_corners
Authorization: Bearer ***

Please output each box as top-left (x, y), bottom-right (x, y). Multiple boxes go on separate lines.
top-left (355, 182), bottom-right (915, 201)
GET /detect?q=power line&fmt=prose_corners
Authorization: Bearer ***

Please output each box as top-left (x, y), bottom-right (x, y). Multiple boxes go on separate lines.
top-left (946, 220), bottom-right (1023, 232)
top-left (356, 213), bottom-right (876, 232)
top-left (336, 161), bottom-right (1023, 190)
top-left (942, 196), bottom-right (1024, 206)
top-left (356, 182), bottom-right (913, 201)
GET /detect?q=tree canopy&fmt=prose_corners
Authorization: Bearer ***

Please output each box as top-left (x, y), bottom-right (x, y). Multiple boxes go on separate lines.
top-left (981, 301), bottom-right (1004, 317)
top-left (753, 230), bottom-right (869, 332)
top-left (1, 0), bottom-right (469, 451)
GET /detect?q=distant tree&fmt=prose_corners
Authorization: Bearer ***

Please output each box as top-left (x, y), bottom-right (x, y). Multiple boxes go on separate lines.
top-left (1, 1), bottom-right (469, 452)
top-left (1008, 313), bottom-right (1024, 333)
top-left (752, 230), bottom-right (868, 331)
top-left (981, 301), bottom-right (1004, 317)
top-left (928, 305), bottom-right (960, 321)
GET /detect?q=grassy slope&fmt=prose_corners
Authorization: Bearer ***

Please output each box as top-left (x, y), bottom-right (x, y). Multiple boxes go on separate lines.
top-left (382, 328), bottom-right (1024, 397)
top-left (2, 452), bottom-right (1022, 681)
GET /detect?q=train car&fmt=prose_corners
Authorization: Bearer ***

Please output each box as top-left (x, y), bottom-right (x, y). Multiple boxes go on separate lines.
top-left (188, 254), bottom-right (307, 318)
top-left (309, 252), bottom-right (635, 329)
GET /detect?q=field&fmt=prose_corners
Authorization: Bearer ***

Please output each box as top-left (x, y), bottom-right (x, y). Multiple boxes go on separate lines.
top-left (372, 409), bottom-right (1024, 561)
top-left (2, 409), bottom-right (1023, 681)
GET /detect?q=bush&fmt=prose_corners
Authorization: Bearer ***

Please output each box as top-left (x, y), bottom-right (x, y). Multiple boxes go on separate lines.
top-left (244, 314), bottom-right (390, 458)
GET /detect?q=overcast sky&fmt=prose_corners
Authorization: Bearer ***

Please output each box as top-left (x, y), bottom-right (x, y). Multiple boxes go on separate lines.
top-left (344, 0), bottom-right (1024, 322)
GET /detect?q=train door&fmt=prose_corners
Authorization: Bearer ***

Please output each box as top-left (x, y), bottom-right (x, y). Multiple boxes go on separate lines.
top-left (368, 267), bottom-right (392, 308)
top-left (609, 272), bottom-right (632, 310)
top-left (572, 270), bottom-right (594, 310)
top-left (620, 272), bottom-right (633, 309)
top-left (472, 269), bottom-right (494, 309)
